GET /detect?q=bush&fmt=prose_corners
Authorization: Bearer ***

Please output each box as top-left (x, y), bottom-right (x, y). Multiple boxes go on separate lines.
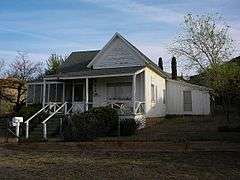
top-left (62, 107), bottom-right (119, 141)
top-left (88, 107), bottom-right (118, 136)
top-left (120, 119), bottom-right (138, 136)
top-left (62, 112), bottom-right (99, 141)
top-left (18, 104), bottom-right (42, 120)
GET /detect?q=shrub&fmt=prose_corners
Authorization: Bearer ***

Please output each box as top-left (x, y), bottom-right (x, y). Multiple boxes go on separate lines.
top-left (62, 107), bottom-right (119, 141)
top-left (120, 119), bottom-right (138, 136)
top-left (18, 104), bottom-right (42, 120)
top-left (62, 112), bottom-right (99, 141)
top-left (88, 107), bottom-right (119, 136)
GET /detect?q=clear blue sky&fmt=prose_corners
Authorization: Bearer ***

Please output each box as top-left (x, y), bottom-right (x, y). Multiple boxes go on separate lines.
top-left (0, 0), bottom-right (239, 74)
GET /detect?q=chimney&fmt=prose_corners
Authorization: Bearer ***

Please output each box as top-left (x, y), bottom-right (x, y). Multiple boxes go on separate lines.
top-left (158, 57), bottom-right (163, 70)
top-left (171, 56), bottom-right (177, 80)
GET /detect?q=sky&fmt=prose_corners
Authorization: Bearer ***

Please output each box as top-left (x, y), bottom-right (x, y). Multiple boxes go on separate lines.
top-left (0, 0), bottom-right (239, 74)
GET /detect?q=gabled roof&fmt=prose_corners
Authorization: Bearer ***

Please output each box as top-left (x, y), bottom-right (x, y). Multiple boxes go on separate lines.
top-left (87, 33), bottom-right (167, 78)
top-left (60, 50), bottom-right (100, 73)
top-left (48, 33), bottom-right (167, 79)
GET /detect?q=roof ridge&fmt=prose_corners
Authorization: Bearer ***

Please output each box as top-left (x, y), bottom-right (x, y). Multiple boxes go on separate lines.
top-left (72, 50), bottom-right (100, 53)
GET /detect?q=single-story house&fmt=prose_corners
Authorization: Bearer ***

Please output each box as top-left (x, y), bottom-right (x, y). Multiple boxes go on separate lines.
top-left (27, 33), bottom-right (210, 124)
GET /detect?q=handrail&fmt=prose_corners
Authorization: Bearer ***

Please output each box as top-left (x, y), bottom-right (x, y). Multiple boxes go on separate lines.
top-left (42, 102), bottom-right (67, 124)
top-left (25, 104), bottom-right (50, 124)
top-left (25, 103), bottom-right (50, 139)
top-left (42, 102), bottom-right (67, 140)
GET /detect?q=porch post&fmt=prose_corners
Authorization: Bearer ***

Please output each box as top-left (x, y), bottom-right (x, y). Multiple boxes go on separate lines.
top-left (42, 79), bottom-right (46, 107)
top-left (85, 78), bottom-right (89, 111)
top-left (132, 74), bottom-right (136, 115)
top-left (63, 82), bottom-right (65, 103)
top-left (72, 80), bottom-right (74, 103)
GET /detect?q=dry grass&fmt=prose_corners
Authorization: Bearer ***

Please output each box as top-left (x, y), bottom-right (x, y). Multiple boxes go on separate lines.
top-left (0, 116), bottom-right (240, 179)
top-left (0, 143), bottom-right (240, 179)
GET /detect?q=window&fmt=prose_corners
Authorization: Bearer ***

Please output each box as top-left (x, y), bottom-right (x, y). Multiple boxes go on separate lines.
top-left (107, 82), bottom-right (132, 100)
top-left (151, 84), bottom-right (157, 103)
top-left (183, 91), bottom-right (192, 111)
top-left (163, 89), bottom-right (166, 104)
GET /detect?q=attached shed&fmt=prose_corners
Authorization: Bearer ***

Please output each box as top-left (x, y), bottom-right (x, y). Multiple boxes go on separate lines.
top-left (166, 79), bottom-right (211, 115)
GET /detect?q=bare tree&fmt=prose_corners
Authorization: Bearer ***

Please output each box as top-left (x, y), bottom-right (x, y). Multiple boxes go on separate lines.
top-left (2, 51), bottom-right (43, 112)
top-left (170, 13), bottom-right (238, 123)
top-left (7, 51), bottom-right (43, 81)
top-left (0, 59), bottom-right (5, 77)
top-left (169, 14), bottom-right (234, 73)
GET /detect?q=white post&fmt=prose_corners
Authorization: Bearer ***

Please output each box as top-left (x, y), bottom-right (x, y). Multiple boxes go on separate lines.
top-left (63, 82), bottom-right (65, 103)
top-left (26, 122), bottom-right (29, 139)
top-left (132, 74), bottom-right (136, 115)
top-left (43, 123), bottom-right (47, 140)
top-left (85, 78), bottom-right (89, 111)
top-left (72, 80), bottom-right (74, 103)
top-left (43, 79), bottom-right (46, 107)
top-left (16, 121), bottom-right (20, 138)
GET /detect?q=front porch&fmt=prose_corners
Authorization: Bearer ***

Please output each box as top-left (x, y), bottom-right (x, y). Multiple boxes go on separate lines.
top-left (27, 70), bottom-right (145, 117)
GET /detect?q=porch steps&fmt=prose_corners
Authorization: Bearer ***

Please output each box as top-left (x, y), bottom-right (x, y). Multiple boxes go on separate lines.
top-left (27, 115), bottom-right (63, 140)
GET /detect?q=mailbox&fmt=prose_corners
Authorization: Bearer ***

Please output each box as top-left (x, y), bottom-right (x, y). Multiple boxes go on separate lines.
top-left (11, 117), bottom-right (23, 126)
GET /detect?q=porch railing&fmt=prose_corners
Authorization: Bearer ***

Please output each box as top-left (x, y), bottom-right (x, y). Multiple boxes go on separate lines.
top-left (24, 103), bottom-right (50, 139)
top-left (102, 101), bottom-right (145, 116)
top-left (42, 102), bottom-right (67, 140)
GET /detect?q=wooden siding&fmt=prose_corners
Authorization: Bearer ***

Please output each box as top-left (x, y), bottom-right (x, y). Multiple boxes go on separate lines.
top-left (93, 37), bottom-right (144, 69)
top-left (144, 67), bottom-right (166, 118)
top-left (166, 80), bottom-right (210, 115)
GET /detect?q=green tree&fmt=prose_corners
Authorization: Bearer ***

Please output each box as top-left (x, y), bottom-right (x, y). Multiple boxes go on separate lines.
top-left (46, 54), bottom-right (64, 75)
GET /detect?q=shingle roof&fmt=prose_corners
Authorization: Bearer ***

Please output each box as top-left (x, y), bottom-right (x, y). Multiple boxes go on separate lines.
top-left (60, 50), bottom-right (100, 73)
top-left (49, 33), bottom-right (168, 78)
top-left (46, 66), bottom-right (144, 79)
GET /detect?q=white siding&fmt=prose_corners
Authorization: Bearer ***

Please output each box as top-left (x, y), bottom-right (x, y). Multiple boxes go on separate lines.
top-left (166, 80), bottom-right (210, 115)
top-left (93, 37), bottom-right (144, 69)
top-left (144, 67), bottom-right (166, 117)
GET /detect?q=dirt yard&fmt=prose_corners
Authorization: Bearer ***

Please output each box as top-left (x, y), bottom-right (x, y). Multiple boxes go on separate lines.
top-left (0, 116), bottom-right (240, 179)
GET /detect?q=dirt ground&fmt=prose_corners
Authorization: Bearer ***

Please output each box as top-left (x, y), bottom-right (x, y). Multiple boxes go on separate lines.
top-left (0, 141), bottom-right (239, 180)
top-left (0, 116), bottom-right (240, 179)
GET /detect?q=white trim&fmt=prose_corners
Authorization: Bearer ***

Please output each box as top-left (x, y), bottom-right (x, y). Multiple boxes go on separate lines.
top-left (85, 78), bottom-right (89, 111)
top-left (87, 33), bottom-right (146, 68)
top-left (135, 68), bottom-right (145, 75)
top-left (44, 73), bottom-right (135, 80)
top-left (132, 74), bottom-right (136, 115)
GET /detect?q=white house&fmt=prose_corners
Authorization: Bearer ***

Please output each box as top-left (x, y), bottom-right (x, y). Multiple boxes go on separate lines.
top-left (26, 33), bottom-right (211, 129)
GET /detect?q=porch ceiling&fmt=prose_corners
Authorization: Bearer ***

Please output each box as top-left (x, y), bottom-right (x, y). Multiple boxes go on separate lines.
top-left (45, 66), bottom-right (144, 80)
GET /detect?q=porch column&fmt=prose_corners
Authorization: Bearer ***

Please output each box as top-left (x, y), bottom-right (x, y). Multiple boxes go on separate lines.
top-left (72, 80), bottom-right (74, 103)
top-left (132, 74), bottom-right (136, 115)
top-left (85, 78), bottom-right (89, 111)
top-left (42, 79), bottom-right (46, 107)
top-left (63, 82), bottom-right (65, 103)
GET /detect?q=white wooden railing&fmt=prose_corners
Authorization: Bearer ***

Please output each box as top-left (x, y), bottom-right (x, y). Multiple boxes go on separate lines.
top-left (24, 104), bottom-right (50, 139)
top-left (42, 102), bottom-right (67, 140)
top-left (102, 100), bottom-right (145, 116)
top-left (134, 101), bottom-right (145, 115)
